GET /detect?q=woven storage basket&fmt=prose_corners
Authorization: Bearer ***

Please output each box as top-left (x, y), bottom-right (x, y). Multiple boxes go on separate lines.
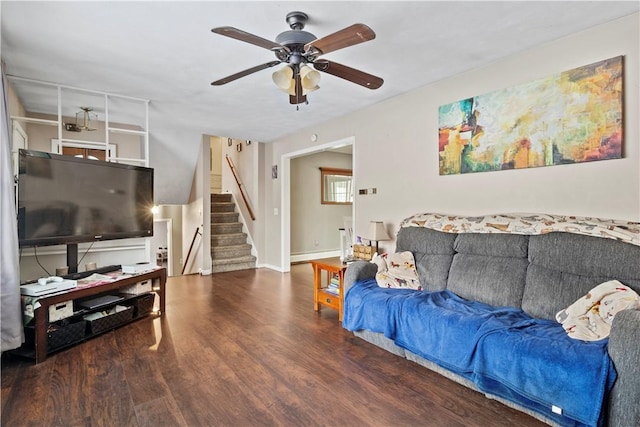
top-left (87, 306), bottom-right (134, 335)
top-left (47, 320), bottom-right (86, 350)
top-left (133, 293), bottom-right (155, 318)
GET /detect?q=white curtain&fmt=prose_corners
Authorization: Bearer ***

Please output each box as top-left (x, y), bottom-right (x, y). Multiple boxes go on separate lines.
top-left (1, 65), bottom-right (23, 351)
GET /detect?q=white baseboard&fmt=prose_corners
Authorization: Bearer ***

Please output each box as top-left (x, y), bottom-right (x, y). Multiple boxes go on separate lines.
top-left (290, 250), bottom-right (341, 263)
top-left (258, 263), bottom-right (286, 272)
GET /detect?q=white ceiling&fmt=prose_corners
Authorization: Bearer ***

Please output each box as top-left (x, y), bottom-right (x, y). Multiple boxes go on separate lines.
top-left (2, 1), bottom-right (638, 202)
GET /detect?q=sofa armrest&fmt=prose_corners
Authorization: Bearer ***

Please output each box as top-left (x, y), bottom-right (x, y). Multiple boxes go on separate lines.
top-left (344, 261), bottom-right (378, 293)
top-left (607, 308), bottom-right (640, 427)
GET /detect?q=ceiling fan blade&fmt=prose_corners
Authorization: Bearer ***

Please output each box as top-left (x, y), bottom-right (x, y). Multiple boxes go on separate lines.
top-left (211, 61), bottom-right (281, 86)
top-left (313, 59), bottom-right (383, 90)
top-left (304, 23), bottom-right (375, 56)
top-left (289, 72), bottom-right (307, 105)
top-left (212, 26), bottom-right (284, 52)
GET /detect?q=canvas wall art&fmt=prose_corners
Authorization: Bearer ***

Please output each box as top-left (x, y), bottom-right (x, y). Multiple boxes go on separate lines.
top-left (438, 56), bottom-right (623, 175)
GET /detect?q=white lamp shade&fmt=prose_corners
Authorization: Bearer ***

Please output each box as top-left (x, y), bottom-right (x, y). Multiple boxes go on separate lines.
top-left (368, 221), bottom-right (391, 241)
top-left (272, 66), bottom-right (293, 92)
top-left (300, 65), bottom-right (321, 91)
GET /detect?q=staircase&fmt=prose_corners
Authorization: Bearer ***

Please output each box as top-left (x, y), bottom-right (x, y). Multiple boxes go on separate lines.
top-left (210, 193), bottom-right (256, 273)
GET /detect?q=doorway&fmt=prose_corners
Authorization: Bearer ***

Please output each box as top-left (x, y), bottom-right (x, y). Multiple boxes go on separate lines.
top-left (281, 136), bottom-right (355, 272)
top-left (152, 219), bottom-right (173, 276)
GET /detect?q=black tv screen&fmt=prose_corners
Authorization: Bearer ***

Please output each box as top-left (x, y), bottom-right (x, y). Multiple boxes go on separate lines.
top-left (17, 149), bottom-right (154, 247)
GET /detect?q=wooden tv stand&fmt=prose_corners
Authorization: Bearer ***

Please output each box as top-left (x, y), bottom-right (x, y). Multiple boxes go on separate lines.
top-left (22, 268), bottom-right (166, 364)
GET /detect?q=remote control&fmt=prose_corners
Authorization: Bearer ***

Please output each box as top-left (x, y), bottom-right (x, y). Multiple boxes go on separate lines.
top-left (37, 276), bottom-right (64, 286)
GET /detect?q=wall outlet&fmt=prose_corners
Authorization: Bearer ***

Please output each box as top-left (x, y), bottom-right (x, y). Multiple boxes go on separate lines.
top-left (359, 189), bottom-right (367, 195)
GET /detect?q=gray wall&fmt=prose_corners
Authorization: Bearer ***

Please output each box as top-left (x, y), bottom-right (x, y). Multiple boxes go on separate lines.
top-left (291, 151), bottom-right (352, 256)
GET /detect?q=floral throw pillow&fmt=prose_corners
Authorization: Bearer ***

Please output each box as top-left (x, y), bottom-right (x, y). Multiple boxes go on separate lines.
top-left (373, 251), bottom-right (422, 290)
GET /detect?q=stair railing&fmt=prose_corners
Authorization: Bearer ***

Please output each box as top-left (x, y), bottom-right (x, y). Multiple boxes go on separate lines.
top-left (225, 154), bottom-right (256, 221)
top-left (181, 225), bottom-right (202, 275)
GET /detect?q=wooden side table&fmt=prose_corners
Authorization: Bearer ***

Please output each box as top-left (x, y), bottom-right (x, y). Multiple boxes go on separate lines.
top-left (310, 259), bottom-right (347, 321)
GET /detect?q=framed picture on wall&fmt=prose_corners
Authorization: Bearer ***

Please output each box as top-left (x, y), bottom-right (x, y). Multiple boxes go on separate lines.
top-left (438, 56), bottom-right (623, 175)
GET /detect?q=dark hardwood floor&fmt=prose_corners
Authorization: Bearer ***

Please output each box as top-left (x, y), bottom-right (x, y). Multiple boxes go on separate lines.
top-left (2, 262), bottom-right (546, 426)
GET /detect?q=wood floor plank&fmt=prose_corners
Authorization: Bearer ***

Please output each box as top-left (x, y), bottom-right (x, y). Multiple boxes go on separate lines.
top-left (0, 358), bottom-right (53, 427)
top-left (133, 395), bottom-right (188, 427)
top-left (2, 263), bottom-right (547, 427)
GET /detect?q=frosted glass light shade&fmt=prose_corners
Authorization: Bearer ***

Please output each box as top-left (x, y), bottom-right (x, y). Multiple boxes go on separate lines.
top-left (272, 66), bottom-right (293, 91)
top-left (300, 65), bottom-right (320, 92)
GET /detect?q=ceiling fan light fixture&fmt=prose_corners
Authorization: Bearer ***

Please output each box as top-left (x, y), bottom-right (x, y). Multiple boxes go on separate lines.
top-left (74, 107), bottom-right (97, 131)
top-left (272, 65), bottom-right (294, 92)
top-left (300, 64), bottom-right (321, 91)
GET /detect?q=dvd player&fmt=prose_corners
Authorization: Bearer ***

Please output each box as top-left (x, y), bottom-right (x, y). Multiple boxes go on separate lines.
top-left (21, 279), bottom-right (77, 296)
top-left (78, 295), bottom-right (123, 310)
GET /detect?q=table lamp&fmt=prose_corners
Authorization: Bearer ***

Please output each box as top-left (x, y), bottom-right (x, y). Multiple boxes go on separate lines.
top-left (367, 221), bottom-right (391, 254)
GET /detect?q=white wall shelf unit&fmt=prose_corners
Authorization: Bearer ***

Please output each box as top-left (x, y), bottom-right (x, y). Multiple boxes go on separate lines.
top-left (7, 75), bottom-right (150, 167)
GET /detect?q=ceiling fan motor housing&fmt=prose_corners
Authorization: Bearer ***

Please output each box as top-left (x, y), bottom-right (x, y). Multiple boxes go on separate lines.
top-left (276, 11), bottom-right (317, 62)
top-left (275, 30), bottom-right (316, 50)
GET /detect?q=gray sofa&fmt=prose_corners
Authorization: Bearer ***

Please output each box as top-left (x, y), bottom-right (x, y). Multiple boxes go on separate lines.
top-left (344, 227), bottom-right (640, 427)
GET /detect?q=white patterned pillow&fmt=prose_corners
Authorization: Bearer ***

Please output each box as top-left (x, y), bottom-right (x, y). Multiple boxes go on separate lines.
top-left (374, 251), bottom-right (422, 290)
top-left (556, 280), bottom-right (640, 341)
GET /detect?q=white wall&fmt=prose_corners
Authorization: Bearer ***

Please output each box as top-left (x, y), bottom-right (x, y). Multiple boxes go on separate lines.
top-left (18, 240), bottom-right (147, 282)
top-left (210, 136), bottom-right (222, 193)
top-left (156, 204), bottom-right (182, 276)
top-left (181, 136), bottom-right (211, 275)
top-left (262, 13), bottom-right (640, 271)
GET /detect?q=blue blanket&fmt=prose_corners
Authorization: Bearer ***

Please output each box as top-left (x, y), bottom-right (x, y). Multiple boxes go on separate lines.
top-left (472, 318), bottom-right (616, 426)
top-left (394, 289), bottom-right (528, 376)
top-left (343, 279), bottom-right (616, 427)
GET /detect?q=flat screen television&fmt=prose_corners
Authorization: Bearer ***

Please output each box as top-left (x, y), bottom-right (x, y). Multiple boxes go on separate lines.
top-left (17, 149), bottom-right (154, 272)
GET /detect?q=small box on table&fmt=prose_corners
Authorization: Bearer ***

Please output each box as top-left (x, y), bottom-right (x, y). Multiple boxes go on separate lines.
top-left (353, 244), bottom-right (374, 261)
top-left (49, 300), bottom-right (73, 322)
top-left (120, 279), bottom-right (152, 295)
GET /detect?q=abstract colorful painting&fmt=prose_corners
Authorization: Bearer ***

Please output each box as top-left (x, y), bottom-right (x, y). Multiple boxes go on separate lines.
top-left (438, 56), bottom-right (623, 175)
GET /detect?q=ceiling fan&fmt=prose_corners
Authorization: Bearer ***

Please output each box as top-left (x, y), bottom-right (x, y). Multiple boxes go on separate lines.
top-left (211, 11), bottom-right (384, 105)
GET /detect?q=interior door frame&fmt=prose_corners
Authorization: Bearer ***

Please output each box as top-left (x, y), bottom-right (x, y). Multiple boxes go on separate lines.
top-left (12, 120), bottom-right (28, 174)
top-left (152, 218), bottom-right (173, 277)
top-left (280, 136), bottom-right (355, 272)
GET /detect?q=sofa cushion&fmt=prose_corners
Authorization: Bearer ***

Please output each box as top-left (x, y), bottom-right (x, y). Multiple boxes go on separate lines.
top-left (396, 227), bottom-right (456, 291)
top-left (454, 232), bottom-right (529, 258)
top-left (523, 232), bottom-right (640, 320)
top-left (447, 234), bottom-right (529, 308)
